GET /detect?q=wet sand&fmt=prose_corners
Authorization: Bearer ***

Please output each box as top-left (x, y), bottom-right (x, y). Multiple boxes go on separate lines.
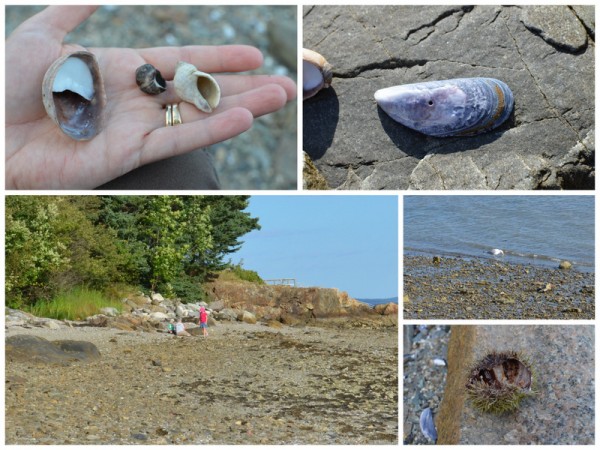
top-left (5, 319), bottom-right (397, 444)
top-left (404, 256), bottom-right (594, 319)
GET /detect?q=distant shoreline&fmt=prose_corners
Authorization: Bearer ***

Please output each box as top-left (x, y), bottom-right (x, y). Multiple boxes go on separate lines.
top-left (358, 298), bottom-right (399, 307)
top-left (404, 249), bottom-right (594, 273)
top-left (404, 255), bottom-right (594, 320)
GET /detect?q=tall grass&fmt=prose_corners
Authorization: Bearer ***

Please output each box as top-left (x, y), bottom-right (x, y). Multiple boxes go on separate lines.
top-left (30, 287), bottom-right (123, 321)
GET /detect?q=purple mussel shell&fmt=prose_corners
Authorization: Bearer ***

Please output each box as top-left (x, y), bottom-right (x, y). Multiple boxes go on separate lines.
top-left (374, 77), bottom-right (514, 137)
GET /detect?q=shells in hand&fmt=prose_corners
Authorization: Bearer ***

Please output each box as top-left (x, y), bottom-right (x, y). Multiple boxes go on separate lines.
top-left (303, 48), bottom-right (332, 100)
top-left (465, 351), bottom-right (533, 414)
top-left (374, 77), bottom-right (514, 137)
top-left (135, 64), bottom-right (166, 95)
top-left (42, 51), bottom-right (106, 141)
top-left (173, 61), bottom-right (221, 113)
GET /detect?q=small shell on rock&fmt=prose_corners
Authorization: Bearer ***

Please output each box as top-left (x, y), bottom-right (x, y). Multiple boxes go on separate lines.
top-left (374, 77), bottom-right (514, 137)
top-left (135, 64), bottom-right (166, 95)
top-left (173, 61), bottom-right (220, 113)
top-left (42, 51), bottom-right (106, 141)
top-left (303, 48), bottom-right (332, 100)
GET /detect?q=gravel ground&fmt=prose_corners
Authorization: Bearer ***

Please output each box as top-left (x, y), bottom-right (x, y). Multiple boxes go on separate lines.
top-left (6, 5), bottom-right (297, 190)
top-left (5, 320), bottom-right (397, 444)
top-left (404, 256), bottom-right (595, 319)
top-left (403, 325), bottom-right (450, 445)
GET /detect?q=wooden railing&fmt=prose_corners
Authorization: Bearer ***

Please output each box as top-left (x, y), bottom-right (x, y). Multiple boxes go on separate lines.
top-left (264, 278), bottom-right (297, 287)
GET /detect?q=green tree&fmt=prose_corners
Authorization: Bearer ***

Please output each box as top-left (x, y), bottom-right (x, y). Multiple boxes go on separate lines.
top-left (5, 197), bottom-right (68, 307)
top-left (186, 196), bottom-right (260, 278)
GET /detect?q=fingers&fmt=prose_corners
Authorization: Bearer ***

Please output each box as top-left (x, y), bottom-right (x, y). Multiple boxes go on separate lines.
top-left (171, 84), bottom-right (289, 124)
top-left (138, 45), bottom-right (263, 76)
top-left (141, 107), bottom-right (253, 165)
top-left (216, 75), bottom-right (296, 101)
top-left (160, 76), bottom-right (296, 112)
top-left (21, 6), bottom-right (99, 42)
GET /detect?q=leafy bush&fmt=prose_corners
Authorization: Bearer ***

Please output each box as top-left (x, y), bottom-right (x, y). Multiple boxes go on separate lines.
top-left (29, 287), bottom-right (123, 321)
top-left (229, 263), bottom-right (264, 284)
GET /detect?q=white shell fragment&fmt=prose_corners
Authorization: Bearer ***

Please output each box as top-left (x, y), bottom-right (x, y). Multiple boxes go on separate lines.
top-left (303, 48), bottom-right (332, 100)
top-left (432, 358), bottom-right (447, 366)
top-left (52, 57), bottom-right (94, 101)
top-left (174, 61), bottom-right (221, 113)
top-left (42, 51), bottom-right (106, 141)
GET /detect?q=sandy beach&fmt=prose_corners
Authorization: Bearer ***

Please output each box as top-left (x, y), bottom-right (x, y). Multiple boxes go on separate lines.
top-left (5, 319), bottom-right (398, 444)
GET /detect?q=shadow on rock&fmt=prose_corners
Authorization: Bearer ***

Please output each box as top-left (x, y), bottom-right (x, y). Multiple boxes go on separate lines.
top-left (303, 87), bottom-right (340, 160)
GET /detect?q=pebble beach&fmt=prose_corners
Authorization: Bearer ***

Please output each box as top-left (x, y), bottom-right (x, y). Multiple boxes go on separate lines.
top-left (404, 256), bottom-right (594, 319)
top-left (5, 320), bottom-right (398, 445)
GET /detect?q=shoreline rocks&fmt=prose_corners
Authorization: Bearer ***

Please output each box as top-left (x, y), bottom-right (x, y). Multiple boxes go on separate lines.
top-left (404, 255), bottom-right (594, 319)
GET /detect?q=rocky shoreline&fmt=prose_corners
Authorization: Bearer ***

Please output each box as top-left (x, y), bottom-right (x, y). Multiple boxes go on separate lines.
top-left (404, 255), bottom-right (594, 319)
top-left (6, 313), bottom-right (397, 444)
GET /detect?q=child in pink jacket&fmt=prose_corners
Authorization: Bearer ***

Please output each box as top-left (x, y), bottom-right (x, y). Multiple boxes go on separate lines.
top-left (198, 307), bottom-right (208, 337)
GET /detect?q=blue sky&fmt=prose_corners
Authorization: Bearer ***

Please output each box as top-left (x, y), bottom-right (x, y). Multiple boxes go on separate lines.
top-left (231, 195), bottom-right (398, 299)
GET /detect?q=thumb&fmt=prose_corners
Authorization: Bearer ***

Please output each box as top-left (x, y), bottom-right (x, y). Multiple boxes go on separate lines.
top-left (18, 5), bottom-right (99, 42)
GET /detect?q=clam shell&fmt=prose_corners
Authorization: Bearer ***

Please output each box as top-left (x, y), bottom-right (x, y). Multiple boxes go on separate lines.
top-left (174, 61), bottom-right (220, 113)
top-left (135, 64), bottom-right (166, 95)
top-left (42, 51), bottom-right (106, 141)
top-left (303, 48), bottom-right (332, 100)
top-left (374, 77), bottom-right (514, 137)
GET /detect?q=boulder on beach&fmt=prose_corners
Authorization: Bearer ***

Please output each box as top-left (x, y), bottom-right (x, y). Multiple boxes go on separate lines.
top-left (6, 335), bottom-right (101, 365)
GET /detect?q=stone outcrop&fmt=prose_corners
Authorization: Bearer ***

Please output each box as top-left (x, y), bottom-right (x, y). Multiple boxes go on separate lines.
top-left (6, 334), bottom-right (101, 365)
top-left (6, 280), bottom-right (389, 334)
top-left (205, 280), bottom-right (372, 321)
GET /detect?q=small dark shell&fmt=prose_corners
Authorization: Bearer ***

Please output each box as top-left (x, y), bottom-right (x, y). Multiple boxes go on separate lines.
top-left (135, 64), bottom-right (166, 95)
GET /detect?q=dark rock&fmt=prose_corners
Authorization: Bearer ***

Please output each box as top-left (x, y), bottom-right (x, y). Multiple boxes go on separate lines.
top-left (303, 5), bottom-right (594, 190)
top-left (6, 335), bottom-right (101, 364)
top-left (520, 6), bottom-right (588, 52)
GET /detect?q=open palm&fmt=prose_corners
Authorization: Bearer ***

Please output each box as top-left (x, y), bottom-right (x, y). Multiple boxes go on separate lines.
top-left (6, 6), bottom-right (296, 189)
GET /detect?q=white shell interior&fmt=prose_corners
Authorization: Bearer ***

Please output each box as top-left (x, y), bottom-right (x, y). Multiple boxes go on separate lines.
top-left (303, 61), bottom-right (323, 91)
top-left (52, 56), bottom-right (94, 101)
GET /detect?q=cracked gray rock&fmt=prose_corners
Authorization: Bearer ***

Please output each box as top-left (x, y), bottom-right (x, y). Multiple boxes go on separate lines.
top-left (303, 5), bottom-right (595, 190)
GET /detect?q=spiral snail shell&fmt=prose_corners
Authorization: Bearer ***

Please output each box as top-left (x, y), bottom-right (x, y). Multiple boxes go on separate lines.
top-left (42, 51), bottom-right (106, 141)
top-left (173, 61), bottom-right (221, 113)
top-left (135, 64), bottom-right (166, 95)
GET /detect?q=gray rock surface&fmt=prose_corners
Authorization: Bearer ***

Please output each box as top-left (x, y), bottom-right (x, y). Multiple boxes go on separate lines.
top-left (6, 335), bottom-right (101, 364)
top-left (303, 5), bottom-right (594, 190)
top-left (6, 5), bottom-right (297, 190)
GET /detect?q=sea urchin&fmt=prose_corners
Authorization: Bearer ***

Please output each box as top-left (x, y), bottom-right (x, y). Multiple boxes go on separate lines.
top-left (465, 351), bottom-right (534, 414)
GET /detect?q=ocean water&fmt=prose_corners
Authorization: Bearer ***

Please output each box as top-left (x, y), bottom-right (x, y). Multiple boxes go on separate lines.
top-left (404, 196), bottom-right (594, 271)
top-left (358, 297), bottom-right (399, 306)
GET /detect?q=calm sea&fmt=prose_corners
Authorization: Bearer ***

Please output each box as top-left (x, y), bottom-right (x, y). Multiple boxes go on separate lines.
top-left (404, 196), bottom-right (594, 271)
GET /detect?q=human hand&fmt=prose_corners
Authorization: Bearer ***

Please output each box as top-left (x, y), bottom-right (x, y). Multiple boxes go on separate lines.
top-left (5, 6), bottom-right (297, 189)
